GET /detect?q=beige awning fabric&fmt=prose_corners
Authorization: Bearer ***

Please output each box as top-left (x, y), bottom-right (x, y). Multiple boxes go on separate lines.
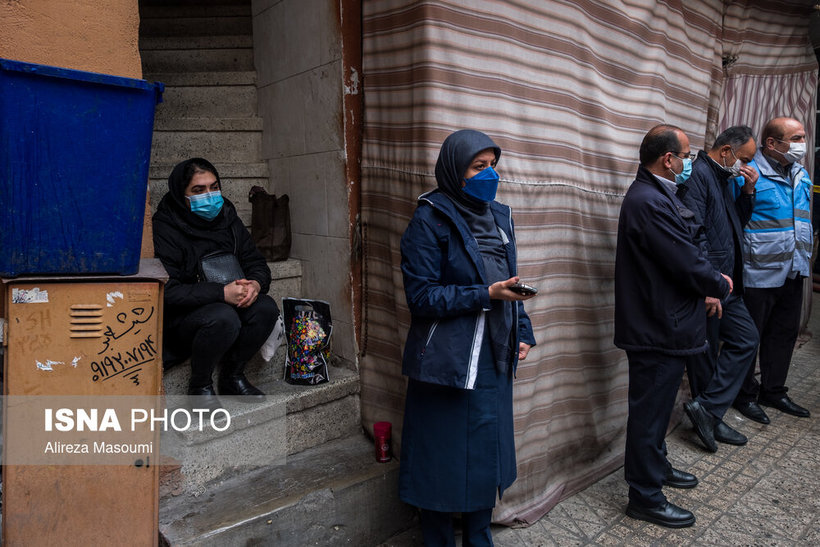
top-left (359, 0), bottom-right (817, 526)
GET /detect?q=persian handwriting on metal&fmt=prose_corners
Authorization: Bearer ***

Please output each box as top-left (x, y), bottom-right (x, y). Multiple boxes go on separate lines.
top-left (91, 334), bottom-right (157, 387)
top-left (104, 306), bottom-right (155, 341)
top-left (97, 306), bottom-right (155, 355)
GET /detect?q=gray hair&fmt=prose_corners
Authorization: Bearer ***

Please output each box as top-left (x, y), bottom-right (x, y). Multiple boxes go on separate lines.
top-left (712, 125), bottom-right (755, 150)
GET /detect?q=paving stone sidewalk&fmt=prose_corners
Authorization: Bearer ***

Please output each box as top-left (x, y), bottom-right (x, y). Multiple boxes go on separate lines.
top-left (493, 295), bottom-right (820, 546)
top-left (383, 294), bottom-right (819, 546)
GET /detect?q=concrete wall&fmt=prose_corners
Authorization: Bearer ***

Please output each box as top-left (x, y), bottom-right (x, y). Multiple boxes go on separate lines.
top-left (0, 0), bottom-right (142, 78)
top-left (252, 0), bottom-right (357, 367)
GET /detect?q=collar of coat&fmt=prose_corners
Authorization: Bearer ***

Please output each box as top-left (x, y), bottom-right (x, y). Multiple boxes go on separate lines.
top-left (416, 188), bottom-right (514, 280)
top-left (417, 188), bottom-right (512, 224)
top-left (754, 148), bottom-right (805, 183)
top-left (696, 149), bottom-right (736, 184)
top-left (635, 164), bottom-right (681, 204)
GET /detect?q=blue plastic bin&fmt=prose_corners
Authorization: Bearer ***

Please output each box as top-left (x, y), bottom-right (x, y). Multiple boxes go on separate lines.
top-left (0, 58), bottom-right (164, 277)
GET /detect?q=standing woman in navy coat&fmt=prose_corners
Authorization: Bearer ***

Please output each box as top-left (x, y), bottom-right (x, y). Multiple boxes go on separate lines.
top-left (398, 130), bottom-right (537, 546)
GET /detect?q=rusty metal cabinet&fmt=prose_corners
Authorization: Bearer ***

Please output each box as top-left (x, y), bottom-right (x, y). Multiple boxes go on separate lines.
top-left (2, 259), bottom-right (166, 545)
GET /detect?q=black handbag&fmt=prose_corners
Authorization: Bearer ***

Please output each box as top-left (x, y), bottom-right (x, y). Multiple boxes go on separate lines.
top-left (198, 251), bottom-right (245, 284)
top-left (249, 186), bottom-right (291, 261)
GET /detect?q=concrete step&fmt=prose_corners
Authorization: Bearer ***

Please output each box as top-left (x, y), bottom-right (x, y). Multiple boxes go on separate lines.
top-left (160, 365), bottom-right (361, 495)
top-left (144, 71), bottom-right (256, 87)
top-left (140, 4), bottom-right (251, 21)
top-left (141, 47), bottom-right (254, 72)
top-left (140, 13), bottom-right (251, 38)
top-left (149, 161), bottom-right (269, 181)
top-left (159, 434), bottom-right (417, 547)
top-left (153, 117), bottom-right (263, 132)
top-left (140, 34), bottom-right (253, 51)
top-left (150, 128), bottom-right (261, 164)
top-left (140, 0), bottom-right (249, 6)
top-left (154, 82), bottom-right (259, 119)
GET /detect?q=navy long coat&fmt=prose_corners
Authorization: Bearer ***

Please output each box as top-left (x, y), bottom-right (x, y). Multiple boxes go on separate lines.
top-left (398, 189), bottom-right (535, 512)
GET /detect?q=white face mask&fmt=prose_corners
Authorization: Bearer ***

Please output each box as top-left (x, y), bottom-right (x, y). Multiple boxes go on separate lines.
top-left (782, 142), bottom-right (806, 164)
top-left (721, 149), bottom-right (743, 176)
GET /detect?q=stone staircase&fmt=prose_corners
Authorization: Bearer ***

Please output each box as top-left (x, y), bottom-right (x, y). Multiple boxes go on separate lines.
top-left (140, 0), bottom-right (264, 225)
top-left (138, 1), bottom-right (416, 544)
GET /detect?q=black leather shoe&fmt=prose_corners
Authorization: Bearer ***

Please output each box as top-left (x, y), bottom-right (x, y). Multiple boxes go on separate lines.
top-left (733, 401), bottom-right (770, 424)
top-left (714, 420), bottom-right (747, 445)
top-left (219, 373), bottom-right (265, 401)
top-left (683, 400), bottom-right (717, 453)
top-left (663, 467), bottom-right (698, 489)
top-left (626, 501), bottom-right (695, 528)
top-left (187, 384), bottom-right (222, 411)
top-left (758, 394), bottom-right (810, 418)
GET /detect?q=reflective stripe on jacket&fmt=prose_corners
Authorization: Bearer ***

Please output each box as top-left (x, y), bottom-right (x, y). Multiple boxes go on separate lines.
top-left (743, 149), bottom-right (813, 289)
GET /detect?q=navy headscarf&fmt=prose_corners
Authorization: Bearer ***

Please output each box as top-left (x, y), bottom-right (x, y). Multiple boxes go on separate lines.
top-left (435, 129), bottom-right (501, 212)
top-left (435, 130), bottom-right (513, 373)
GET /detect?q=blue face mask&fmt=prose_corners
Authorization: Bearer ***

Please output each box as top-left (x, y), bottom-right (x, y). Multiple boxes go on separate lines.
top-left (463, 166), bottom-right (500, 201)
top-left (671, 157), bottom-right (693, 185)
top-left (187, 190), bottom-right (224, 220)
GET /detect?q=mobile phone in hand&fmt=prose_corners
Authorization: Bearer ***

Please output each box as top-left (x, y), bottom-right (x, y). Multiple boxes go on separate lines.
top-left (509, 282), bottom-right (538, 296)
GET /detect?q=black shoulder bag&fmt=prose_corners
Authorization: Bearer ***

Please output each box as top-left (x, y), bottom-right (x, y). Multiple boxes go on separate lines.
top-left (198, 232), bottom-right (245, 284)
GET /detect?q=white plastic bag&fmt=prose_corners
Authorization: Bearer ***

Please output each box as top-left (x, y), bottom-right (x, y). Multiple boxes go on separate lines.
top-left (260, 314), bottom-right (286, 362)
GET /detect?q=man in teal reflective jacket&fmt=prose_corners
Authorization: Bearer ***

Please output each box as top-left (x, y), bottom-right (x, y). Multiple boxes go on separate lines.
top-left (733, 117), bottom-right (813, 422)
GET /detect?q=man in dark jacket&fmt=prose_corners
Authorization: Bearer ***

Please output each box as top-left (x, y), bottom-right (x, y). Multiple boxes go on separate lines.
top-left (615, 125), bottom-right (732, 528)
top-left (679, 126), bottom-right (760, 452)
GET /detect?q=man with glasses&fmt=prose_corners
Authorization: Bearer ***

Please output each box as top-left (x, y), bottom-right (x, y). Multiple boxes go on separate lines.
top-left (732, 117), bottom-right (813, 421)
top-left (615, 124), bottom-right (732, 528)
top-left (678, 126), bottom-right (760, 453)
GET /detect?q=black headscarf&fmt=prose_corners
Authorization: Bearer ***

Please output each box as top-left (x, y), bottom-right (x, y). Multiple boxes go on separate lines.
top-left (435, 129), bottom-right (501, 212)
top-left (165, 157), bottom-right (226, 229)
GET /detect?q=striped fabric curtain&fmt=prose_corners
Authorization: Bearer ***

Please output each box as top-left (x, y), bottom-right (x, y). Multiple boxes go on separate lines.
top-left (359, 0), bottom-right (817, 525)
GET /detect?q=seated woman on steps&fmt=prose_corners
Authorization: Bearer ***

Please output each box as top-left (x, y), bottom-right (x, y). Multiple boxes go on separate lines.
top-left (153, 157), bottom-right (280, 408)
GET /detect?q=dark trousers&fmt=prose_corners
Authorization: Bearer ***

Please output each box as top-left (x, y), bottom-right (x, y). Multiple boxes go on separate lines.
top-left (175, 295), bottom-right (279, 388)
top-left (419, 508), bottom-right (494, 547)
top-left (736, 276), bottom-right (804, 403)
top-left (624, 350), bottom-right (687, 508)
top-left (687, 294), bottom-right (758, 419)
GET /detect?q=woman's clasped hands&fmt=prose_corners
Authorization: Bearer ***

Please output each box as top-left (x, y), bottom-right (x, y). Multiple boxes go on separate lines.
top-left (223, 279), bottom-right (261, 308)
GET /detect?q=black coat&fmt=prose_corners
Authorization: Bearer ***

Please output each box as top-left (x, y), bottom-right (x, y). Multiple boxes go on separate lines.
top-left (152, 195), bottom-right (271, 329)
top-left (614, 166), bottom-right (730, 355)
top-left (679, 151), bottom-right (753, 294)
